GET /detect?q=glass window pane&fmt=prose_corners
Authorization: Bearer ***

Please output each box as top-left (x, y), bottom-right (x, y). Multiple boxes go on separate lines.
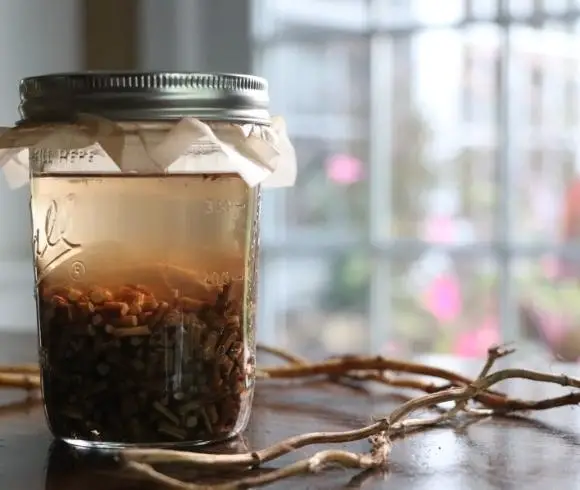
top-left (389, 25), bottom-right (500, 240)
top-left (543, 0), bottom-right (570, 15)
top-left (469, 0), bottom-right (499, 19)
top-left (515, 256), bottom-right (580, 362)
top-left (374, 0), bottom-right (466, 28)
top-left (255, 39), bottom-right (370, 233)
top-left (259, 254), bottom-right (370, 356)
top-left (411, 0), bottom-right (465, 24)
top-left (509, 1), bottom-right (576, 17)
top-left (253, 0), bottom-right (368, 40)
top-left (373, 0), bottom-right (417, 28)
top-left (389, 256), bottom-right (498, 357)
top-left (508, 0), bottom-right (534, 17)
top-left (256, 41), bottom-right (370, 135)
top-left (511, 23), bottom-right (580, 243)
top-left (283, 138), bottom-right (368, 232)
top-left (252, 0), bottom-right (580, 359)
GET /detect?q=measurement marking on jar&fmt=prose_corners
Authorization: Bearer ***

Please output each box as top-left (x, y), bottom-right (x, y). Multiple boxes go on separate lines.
top-left (204, 200), bottom-right (247, 215)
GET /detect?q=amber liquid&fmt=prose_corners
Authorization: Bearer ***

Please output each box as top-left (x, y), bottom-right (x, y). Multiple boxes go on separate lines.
top-left (31, 174), bottom-right (257, 285)
top-left (31, 173), bottom-right (260, 446)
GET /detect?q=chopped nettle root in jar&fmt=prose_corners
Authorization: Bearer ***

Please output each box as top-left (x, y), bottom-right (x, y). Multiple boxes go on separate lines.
top-left (38, 279), bottom-right (252, 444)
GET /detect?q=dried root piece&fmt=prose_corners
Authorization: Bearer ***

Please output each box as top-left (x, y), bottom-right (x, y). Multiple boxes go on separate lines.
top-left (0, 364), bottom-right (40, 375)
top-left (0, 373), bottom-right (40, 390)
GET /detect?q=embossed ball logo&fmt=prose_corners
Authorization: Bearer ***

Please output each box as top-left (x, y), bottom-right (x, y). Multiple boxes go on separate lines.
top-left (70, 261), bottom-right (86, 280)
top-left (37, 193), bottom-right (80, 259)
top-left (35, 194), bottom-right (82, 283)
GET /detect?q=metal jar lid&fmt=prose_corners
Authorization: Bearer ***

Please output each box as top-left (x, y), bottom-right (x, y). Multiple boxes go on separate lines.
top-left (18, 71), bottom-right (270, 125)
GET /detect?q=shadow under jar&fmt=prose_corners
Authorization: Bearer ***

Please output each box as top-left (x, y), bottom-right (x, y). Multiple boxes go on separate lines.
top-left (22, 72), bottom-right (269, 448)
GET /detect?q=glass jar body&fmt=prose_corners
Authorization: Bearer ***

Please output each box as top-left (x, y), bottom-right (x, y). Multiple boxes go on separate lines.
top-left (30, 127), bottom-right (261, 448)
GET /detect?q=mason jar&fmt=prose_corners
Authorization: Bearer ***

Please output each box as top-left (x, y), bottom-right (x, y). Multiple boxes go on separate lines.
top-left (1, 72), bottom-right (294, 448)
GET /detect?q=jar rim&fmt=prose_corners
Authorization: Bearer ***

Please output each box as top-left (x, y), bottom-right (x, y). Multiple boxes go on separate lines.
top-left (18, 71), bottom-right (271, 125)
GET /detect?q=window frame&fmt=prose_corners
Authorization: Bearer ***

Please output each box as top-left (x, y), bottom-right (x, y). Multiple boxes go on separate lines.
top-left (140, 0), bottom-right (580, 352)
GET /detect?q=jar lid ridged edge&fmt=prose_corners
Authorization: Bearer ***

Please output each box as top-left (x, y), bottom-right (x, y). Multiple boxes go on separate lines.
top-left (18, 71), bottom-right (271, 124)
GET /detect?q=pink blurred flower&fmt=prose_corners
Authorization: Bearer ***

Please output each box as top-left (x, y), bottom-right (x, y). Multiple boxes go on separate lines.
top-left (422, 274), bottom-right (462, 324)
top-left (325, 154), bottom-right (363, 185)
top-left (552, 256), bottom-right (580, 280)
top-left (540, 256), bottom-right (558, 279)
top-left (523, 304), bottom-right (566, 347)
top-left (540, 315), bottom-right (566, 347)
top-left (453, 317), bottom-right (500, 358)
top-left (423, 216), bottom-right (455, 244)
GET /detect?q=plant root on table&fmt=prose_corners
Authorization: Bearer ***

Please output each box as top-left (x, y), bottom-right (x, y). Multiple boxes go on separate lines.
top-left (2, 344), bottom-right (580, 489)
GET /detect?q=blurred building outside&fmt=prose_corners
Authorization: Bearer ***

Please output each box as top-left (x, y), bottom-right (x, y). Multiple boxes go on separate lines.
top-left (253, 0), bottom-right (580, 360)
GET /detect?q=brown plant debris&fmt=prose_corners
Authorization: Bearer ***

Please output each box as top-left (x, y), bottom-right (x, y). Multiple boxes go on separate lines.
top-left (38, 281), bottom-right (248, 444)
top-left (0, 372), bottom-right (41, 390)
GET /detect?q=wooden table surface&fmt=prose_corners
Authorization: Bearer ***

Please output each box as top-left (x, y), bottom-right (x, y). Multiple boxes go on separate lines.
top-left (1, 332), bottom-right (580, 490)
